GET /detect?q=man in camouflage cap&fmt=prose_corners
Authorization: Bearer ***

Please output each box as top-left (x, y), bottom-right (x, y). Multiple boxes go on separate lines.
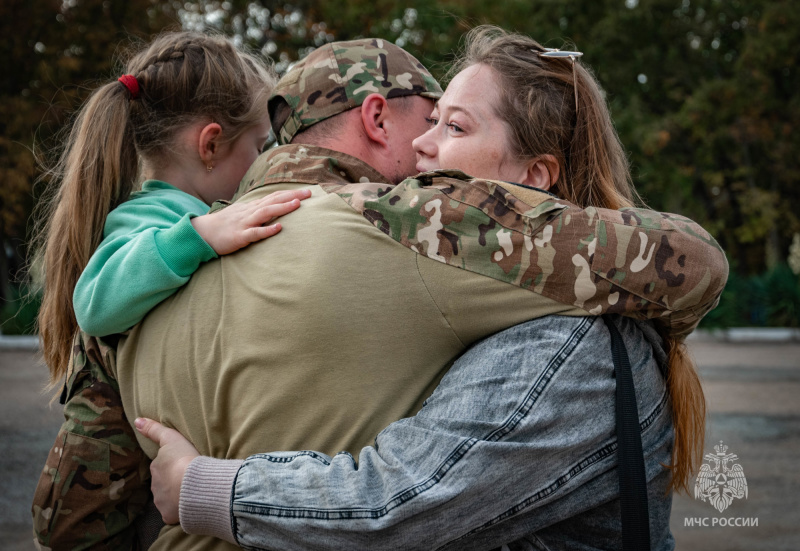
top-left (269, 38), bottom-right (442, 145)
top-left (259, 37), bottom-right (443, 185)
top-left (34, 38), bottom-right (726, 550)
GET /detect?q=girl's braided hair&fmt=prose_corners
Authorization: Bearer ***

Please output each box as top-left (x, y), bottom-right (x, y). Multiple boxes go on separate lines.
top-left (33, 32), bottom-right (276, 384)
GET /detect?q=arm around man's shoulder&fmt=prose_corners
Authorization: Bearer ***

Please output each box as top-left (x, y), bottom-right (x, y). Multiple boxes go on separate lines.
top-left (73, 193), bottom-right (216, 336)
top-left (346, 171), bottom-right (728, 339)
top-left (553, 204), bottom-right (729, 339)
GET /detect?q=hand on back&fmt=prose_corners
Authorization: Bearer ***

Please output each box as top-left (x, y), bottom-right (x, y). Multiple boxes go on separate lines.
top-left (135, 417), bottom-right (198, 525)
top-left (192, 188), bottom-right (311, 256)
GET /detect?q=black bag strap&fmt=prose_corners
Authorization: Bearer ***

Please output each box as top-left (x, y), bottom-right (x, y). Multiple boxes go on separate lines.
top-left (603, 315), bottom-right (651, 551)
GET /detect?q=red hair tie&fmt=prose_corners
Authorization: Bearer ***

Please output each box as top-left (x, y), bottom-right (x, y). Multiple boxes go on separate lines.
top-left (118, 74), bottom-right (140, 100)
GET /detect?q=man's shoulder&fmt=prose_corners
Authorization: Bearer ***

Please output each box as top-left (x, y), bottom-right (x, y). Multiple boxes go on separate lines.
top-left (221, 145), bottom-right (389, 206)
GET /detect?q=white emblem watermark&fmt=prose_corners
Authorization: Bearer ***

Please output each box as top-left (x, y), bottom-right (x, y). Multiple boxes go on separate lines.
top-left (694, 440), bottom-right (748, 513)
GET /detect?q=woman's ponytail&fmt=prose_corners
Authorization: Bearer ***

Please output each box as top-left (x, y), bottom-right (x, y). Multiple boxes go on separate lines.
top-left (664, 336), bottom-right (706, 493)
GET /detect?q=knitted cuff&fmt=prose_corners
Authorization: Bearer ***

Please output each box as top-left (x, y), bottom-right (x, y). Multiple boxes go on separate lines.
top-left (179, 456), bottom-right (244, 544)
top-left (154, 214), bottom-right (217, 277)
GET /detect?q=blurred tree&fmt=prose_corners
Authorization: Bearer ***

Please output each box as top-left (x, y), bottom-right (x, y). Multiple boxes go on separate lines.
top-left (632, 0), bottom-right (800, 274)
top-left (2, 0), bottom-right (798, 307)
top-left (148, 0), bottom-right (800, 275)
top-left (0, 0), bottom-right (177, 302)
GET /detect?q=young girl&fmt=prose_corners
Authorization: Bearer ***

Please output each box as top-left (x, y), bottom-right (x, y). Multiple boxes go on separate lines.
top-left (34, 32), bottom-right (309, 385)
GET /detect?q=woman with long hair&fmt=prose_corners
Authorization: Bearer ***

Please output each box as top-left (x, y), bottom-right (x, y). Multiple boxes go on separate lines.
top-left (414, 27), bottom-right (705, 495)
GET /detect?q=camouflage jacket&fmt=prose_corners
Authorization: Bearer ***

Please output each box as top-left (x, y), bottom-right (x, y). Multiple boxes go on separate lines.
top-left (235, 145), bottom-right (728, 340)
top-left (32, 144), bottom-right (727, 549)
top-left (32, 332), bottom-right (152, 551)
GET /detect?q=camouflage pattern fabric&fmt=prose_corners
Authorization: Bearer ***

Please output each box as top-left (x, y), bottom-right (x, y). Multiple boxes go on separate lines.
top-left (231, 143), bottom-right (391, 199)
top-left (32, 332), bottom-right (151, 551)
top-left (327, 171), bottom-right (728, 340)
top-left (270, 38), bottom-right (442, 145)
top-left (240, 145), bottom-right (728, 340)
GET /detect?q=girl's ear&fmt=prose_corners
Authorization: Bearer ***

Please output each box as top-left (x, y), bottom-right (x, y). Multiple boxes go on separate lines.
top-left (198, 123), bottom-right (223, 164)
top-left (519, 154), bottom-right (560, 191)
top-left (359, 94), bottom-right (390, 148)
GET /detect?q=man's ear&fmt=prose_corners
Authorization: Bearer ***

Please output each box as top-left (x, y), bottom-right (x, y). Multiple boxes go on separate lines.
top-left (519, 154), bottom-right (560, 191)
top-left (359, 94), bottom-right (390, 148)
top-left (198, 123), bottom-right (223, 164)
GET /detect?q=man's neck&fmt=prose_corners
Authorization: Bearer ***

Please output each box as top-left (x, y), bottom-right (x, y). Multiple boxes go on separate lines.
top-left (253, 144), bottom-right (392, 189)
top-left (290, 135), bottom-right (390, 183)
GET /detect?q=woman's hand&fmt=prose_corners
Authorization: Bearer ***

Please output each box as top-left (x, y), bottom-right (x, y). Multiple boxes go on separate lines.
top-left (135, 417), bottom-right (199, 525)
top-left (192, 188), bottom-right (312, 256)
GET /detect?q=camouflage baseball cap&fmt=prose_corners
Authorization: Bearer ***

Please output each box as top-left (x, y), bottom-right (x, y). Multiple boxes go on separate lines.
top-left (269, 38), bottom-right (443, 145)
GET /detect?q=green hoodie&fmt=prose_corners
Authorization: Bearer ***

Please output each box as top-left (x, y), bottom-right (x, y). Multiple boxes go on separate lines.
top-left (73, 180), bottom-right (217, 336)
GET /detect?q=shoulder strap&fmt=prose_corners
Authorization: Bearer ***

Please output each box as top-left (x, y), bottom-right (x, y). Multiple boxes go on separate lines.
top-left (603, 315), bottom-right (651, 551)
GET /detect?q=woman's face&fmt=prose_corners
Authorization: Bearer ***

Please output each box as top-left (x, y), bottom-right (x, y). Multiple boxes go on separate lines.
top-left (412, 64), bottom-right (530, 183)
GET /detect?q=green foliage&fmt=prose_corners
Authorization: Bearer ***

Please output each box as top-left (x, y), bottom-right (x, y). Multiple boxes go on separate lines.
top-left (3, 0), bottom-right (799, 327)
top-left (700, 263), bottom-right (800, 328)
top-left (0, 285), bottom-right (41, 335)
top-left (0, 0), bottom-right (176, 272)
top-left (764, 264), bottom-right (800, 327)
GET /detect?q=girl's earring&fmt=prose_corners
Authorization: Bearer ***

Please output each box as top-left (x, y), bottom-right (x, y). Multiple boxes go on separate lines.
top-left (207, 165), bottom-right (213, 173)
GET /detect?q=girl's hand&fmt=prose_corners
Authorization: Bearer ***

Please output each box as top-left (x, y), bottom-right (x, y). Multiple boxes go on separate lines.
top-left (135, 417), bottom-right (198, 525)
top-left (191, 188), bottom-right (311, 255)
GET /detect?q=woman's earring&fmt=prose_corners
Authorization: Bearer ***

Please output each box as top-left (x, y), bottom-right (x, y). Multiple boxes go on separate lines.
top-left (207, 165), bottom-right (213, 173)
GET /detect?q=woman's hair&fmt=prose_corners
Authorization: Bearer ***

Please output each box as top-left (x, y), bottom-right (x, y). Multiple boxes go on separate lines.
top-left (32, 31), bottom-right (276, 385)
top-left (451, 26), bottom-right (639, 210)
top-left (455, 26), bottom-right (704, 494)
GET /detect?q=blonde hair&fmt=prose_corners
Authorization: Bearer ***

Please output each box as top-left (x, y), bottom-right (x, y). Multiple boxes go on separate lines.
top-left (33, 31), bottom-right (276, 384)
top-left (457, 26), bottom-right (704, 493)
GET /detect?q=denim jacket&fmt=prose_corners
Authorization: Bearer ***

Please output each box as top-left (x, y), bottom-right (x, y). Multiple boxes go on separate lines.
top-left (182, 315), bottom-right (675, 550)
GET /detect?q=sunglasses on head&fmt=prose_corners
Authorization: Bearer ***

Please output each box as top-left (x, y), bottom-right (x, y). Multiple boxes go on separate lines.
top-left (537, 48), bottom-right (584, 114)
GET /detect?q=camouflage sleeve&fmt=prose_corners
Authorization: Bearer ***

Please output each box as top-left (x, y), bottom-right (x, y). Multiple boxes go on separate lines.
top-left (32, 332), bottom-right (152, 550)
top-left (326, 170), bottom-right (728, 340)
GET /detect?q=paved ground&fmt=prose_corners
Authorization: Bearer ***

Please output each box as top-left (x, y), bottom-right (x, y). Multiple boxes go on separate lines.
top-left (2, 340), bottom-right (799, 549)
top-left (669, 340), bottom-right (800, 550)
